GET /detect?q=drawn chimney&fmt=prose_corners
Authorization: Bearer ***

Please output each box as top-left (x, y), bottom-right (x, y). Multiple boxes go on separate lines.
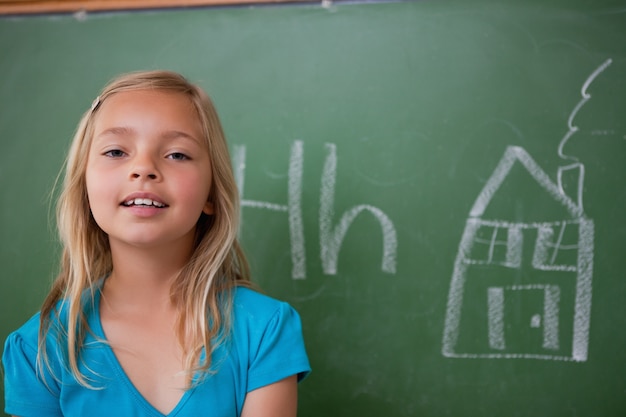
top-left (555, 59), bottom-right (613, 215)
top-left (557, 162), bottom-right (585, 213)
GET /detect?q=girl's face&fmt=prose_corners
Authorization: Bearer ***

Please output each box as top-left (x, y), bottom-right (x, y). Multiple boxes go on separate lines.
top-left (85, 89), bottom-right (213, 252)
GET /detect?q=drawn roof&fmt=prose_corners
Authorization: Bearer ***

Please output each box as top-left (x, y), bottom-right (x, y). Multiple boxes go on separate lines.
top-left (469, 146), bottom-right (584, 219)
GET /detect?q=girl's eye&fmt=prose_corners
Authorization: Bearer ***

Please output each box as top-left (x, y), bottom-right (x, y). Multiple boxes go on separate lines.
top-left (104, 149), bottom-right (125, 158)
top-left (168, 152), bottom-right (189, 161)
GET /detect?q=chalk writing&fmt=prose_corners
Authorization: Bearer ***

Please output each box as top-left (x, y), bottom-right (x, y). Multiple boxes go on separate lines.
top-left (233, 141), bottom-right (307, 279)
top-left (320, 143), bottom-right (397, 275)
top-left (233, 141), bottom-right (398, 279)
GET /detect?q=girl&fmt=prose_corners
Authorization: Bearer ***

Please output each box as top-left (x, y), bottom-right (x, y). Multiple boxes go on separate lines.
top-left (2, 70), bottom-right (311, 417)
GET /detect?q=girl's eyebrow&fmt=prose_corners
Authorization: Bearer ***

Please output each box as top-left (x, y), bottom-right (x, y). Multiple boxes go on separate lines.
top-left (96, 126), bottom-right (134, 139)
top-left (95, 127), bottom-right (201, 145)
top-left (160, 130), bottom-right (202, 144)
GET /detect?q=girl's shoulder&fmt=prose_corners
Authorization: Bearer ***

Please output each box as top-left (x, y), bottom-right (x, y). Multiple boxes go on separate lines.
top-left (228, 286), bottom-right (311, 386)
top-left (5, 291), bottom-right (97, 353)
top-left (229, 285), bottom-right (306, 347)
top-left (231, 286), bottom-right (297, 322)
top-left (4, 311), bottom-right (42, 354)
top-left (232, 286), bottom-right (282, 308)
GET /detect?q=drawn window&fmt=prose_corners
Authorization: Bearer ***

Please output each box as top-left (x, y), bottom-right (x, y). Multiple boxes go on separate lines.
top-left (532, 222), bottom-right (579, 271)
top-left (468, 223), bottom-right (522, 268)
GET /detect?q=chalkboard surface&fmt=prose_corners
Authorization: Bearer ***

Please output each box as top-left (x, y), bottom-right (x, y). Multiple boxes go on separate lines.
top-left (1, 1), bottom-right (626, 415)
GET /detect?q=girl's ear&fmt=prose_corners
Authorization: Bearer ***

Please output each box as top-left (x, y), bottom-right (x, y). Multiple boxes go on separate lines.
top-left (203, 201), bottom-right (214, 215)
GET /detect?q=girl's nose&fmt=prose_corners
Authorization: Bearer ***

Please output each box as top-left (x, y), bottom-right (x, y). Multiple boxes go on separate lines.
top-left (130, 155), bottom-right (160, 180)
top-left (131, 171), bottom-right (158, 180)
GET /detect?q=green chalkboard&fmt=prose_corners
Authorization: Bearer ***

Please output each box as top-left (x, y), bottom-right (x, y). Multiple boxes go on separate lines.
top-left (1, 1), bottom-right (626, 415)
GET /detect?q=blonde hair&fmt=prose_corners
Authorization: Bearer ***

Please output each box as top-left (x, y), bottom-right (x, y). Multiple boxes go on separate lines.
top-left (39, 70), bottom-right (251, 387)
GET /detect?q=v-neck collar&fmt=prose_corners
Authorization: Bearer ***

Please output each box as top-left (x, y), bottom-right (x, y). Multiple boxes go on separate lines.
top-left (90, 287), bottom-right (196, 416)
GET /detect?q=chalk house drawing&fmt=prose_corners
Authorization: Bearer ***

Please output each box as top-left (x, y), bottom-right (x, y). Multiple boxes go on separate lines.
top-left (441, 146), bottom-right (593, 361)
top-left (442, 59), bottom-right (612, 362)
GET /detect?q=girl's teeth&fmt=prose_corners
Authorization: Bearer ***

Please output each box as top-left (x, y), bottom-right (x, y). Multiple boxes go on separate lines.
top-left (126, 198), bottom-right (164, 207)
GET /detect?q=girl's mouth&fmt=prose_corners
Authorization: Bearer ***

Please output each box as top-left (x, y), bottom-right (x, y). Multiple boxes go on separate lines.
top-left (122, 198), bottom-right (167, 208)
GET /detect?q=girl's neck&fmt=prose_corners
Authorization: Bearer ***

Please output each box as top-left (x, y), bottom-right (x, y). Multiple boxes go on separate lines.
top-left (104, 240), bottom-right (194, 310)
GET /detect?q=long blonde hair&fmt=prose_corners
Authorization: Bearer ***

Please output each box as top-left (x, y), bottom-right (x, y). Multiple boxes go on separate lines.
top-left (39, 70), bottom-right (251, 387)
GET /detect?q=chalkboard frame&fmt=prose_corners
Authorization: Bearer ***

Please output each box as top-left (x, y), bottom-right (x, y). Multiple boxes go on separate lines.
top-left (1, 2), bottom-right (625, 415)
top-left (0, 0), bottom-right (311, 15)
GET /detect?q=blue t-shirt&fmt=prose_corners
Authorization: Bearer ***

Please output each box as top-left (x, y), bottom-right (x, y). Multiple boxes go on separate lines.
top-left (3, 286), bottom-right (311, 417)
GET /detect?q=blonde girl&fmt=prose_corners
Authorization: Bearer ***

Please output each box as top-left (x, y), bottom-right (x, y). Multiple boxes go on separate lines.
top-left (3, 70), bottom-right (310, 417)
